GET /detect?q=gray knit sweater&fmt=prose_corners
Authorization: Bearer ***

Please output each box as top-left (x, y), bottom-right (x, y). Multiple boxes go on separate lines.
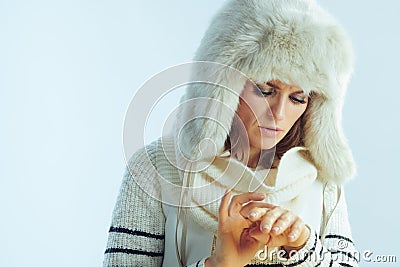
top-left (103, 140), bottom-right (359, 267)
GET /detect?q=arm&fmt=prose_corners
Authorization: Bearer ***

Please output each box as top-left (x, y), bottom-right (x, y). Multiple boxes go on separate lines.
top-left (239, 182), bottom-right (359, 266)
top-left (191, 183), bottom-right (359, 267)
top-left (103, 144), bottom-right (166, 267)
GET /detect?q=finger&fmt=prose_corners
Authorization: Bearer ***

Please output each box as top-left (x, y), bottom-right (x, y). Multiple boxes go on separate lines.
top-left (270, 211), bottom-right (296, 235)
top-left (247, 207), bottom-right (270, 221)
top-left (240, 202), bottom-right (275, 220)
top-left (228, 192), bottom-right (266, 216)
top-left (218, 189), bottom-right (232, 222)
top-left (287, 219), bottom-right (306, 243)
top-left (248, 222), bottom-right (270, 244)
top-left (259, 206), bottom-right (286, 234)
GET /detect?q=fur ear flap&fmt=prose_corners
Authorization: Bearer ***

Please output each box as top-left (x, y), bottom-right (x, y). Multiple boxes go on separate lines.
top-left (175, 0), bottom-right (356, 185)
top-left (304, 95), bottom-right (356, 184)
top-left (174, 64), bottom-right (248, 162)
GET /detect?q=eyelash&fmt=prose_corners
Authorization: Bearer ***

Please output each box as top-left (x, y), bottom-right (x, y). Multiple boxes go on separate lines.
top-left (254, 86), bottom-right (307, 105)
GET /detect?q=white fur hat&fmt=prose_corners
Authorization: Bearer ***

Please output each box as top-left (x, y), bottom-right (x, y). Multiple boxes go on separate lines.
top-left (175, 0), bottom-right (355, 185)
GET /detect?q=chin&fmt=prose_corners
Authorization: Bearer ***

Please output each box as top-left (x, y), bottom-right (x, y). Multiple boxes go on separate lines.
top-left (263, 137), bottom-right (280, 149)
top-left (260, 144), bottom-right (276, 150)
top-left (253, 138), bottom-right (278, 151)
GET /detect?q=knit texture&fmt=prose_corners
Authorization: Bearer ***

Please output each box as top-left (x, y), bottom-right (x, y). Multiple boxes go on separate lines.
top-left (104, 140), bottom-right (359, 267)
top-left (104, 142), bottom-right (165, 266)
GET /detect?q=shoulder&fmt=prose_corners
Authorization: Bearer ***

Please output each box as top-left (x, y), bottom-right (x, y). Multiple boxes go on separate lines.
top-left (124, 136), bottom-right (181, 190)
top-left (121, 139), bottom-right (162, 197)
top-left (121, 139), bottom-right (165, 203)
top-left (125, 139), bottom-right (160, 172)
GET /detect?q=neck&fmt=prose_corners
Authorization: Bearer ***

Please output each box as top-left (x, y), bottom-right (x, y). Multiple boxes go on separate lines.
top-left (247, 146), bottom-right (262, 168)
top-left (234, 145), bottom-right (277, 169)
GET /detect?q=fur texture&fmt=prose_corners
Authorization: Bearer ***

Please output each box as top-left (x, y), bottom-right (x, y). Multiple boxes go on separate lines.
top-left (175, 0), bottom-right (355, 185)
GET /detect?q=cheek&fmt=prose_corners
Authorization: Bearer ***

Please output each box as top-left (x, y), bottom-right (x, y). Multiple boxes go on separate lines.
top-left (242, 97), bottom-right (269, 120)
top-left (236, 96), bottom-right (259, 124)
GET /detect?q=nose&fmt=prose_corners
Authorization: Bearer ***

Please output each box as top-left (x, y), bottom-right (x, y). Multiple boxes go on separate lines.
top-left (267, 96), bottom-right (286, 121)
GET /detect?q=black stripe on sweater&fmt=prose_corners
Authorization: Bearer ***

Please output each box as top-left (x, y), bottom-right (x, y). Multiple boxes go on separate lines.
top-left (104, 247), bottom-right (163, 257)
top-left (319, 242), bottom-right (325, 257)
top-left (339, 263), bottom-right (356, 267)
top-left (324, 234), bottom-right (354, 244)
top-left (109, 226), bottom-right (165, 240)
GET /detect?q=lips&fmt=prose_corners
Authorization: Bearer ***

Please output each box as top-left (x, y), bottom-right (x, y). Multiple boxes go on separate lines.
top-left (259, 126), bottom-right (283, 138)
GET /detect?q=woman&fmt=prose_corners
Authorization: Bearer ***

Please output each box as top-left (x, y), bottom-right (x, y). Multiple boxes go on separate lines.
top-left (104, 0), bottom-right (359, 266)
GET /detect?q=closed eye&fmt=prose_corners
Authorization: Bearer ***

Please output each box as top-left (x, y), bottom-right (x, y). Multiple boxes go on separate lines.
top-left (254, 83), bottom-right (274, 96)
top-left (260, 89), bottom-right (273, 96)
top-left (290, 95), bottom-right (307, 104)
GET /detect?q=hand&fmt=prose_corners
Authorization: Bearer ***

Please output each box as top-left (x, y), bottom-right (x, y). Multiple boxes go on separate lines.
top-left (205, 190), bottom-right (267, 267)
top-left (241, 204), bottom-right (310, 251)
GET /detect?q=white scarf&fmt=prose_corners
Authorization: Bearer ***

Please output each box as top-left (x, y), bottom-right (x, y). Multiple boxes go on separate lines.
top-left (181, 147), bottom-right (318, 234)
top-left (156, 138), bottom-right (321, 265)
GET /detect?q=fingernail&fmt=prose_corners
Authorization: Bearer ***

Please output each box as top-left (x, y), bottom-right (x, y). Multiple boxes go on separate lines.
top-left (272, 226), bottom-right (280, 233)
top-left (257, 193), bottom-right (266, 198)
top-left (288, 233), bottom-right (296, 240)
top-left (261, 224), bottom-right (270, 232)
top-left (248, 212), bottom-right (257, 219)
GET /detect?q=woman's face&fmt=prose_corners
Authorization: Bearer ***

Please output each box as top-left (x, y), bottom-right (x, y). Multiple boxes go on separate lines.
top-left (236, 79), bottom-right (308, 151)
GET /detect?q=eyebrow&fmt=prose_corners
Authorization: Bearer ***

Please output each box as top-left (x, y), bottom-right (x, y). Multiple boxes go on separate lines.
top-left (265, 81), bottom-right (305, 94)
top-left (266, 82), bottom-right (279, 88)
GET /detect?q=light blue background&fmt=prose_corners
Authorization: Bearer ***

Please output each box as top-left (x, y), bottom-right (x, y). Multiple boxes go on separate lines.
top-left (1, 1), bottom-right (399, 266)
